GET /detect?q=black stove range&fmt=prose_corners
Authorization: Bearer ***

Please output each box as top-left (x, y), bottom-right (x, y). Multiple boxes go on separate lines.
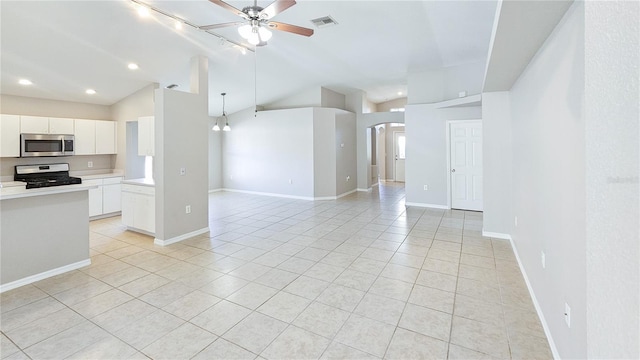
top-left (15, 163), bottom-right (82, 189)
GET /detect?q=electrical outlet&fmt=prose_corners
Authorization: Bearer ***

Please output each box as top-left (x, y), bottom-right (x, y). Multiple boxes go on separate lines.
top-left (423, 185), bottom-right (428, 191)
top-left (515, 216), bottom-right (518, 227)
top-left (346, 176), bottom-right (350, 181)
top-left (180, 167), bottom-right (186, 176)
top-left (564, 303), bottom-right (571, 328)
top-left (87, 161), bottom-right (93, 168)
top-left (341, 143), bottom-right (344, 148)
top-left (541, 251), bottom-right (546, 269)
top-left (288, 179), bottom-right (292, 184)
top-left (185, 205), bottom-right (191, 214)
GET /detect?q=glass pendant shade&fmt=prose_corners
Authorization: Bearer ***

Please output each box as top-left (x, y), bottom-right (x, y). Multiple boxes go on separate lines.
top-left (258, 26), bottom-right (272, 41)
top-left (238, 24), bottom-right (253, 39)
top-left (212, 122), bottom-right (220, 131)
top-left (223, 123), bottom-right (231, 131)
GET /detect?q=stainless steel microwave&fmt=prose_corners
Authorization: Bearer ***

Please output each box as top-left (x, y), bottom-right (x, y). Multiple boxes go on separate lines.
top-left (20, 133), bottom-right (75, 157)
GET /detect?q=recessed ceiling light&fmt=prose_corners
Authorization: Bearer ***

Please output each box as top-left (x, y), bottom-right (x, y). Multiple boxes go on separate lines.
top-left (397, 91), bottom-right (403, 96)
top-left (128, 63), bottom-right (139, 70)
top-left (86, 89), bottom-right (96, 95)
top-left (18, 79), bottom-right (33, 85)
top-left (174, 21), bottom-right (183, 30)
top-left (137, 5), bottom-right (150, 17)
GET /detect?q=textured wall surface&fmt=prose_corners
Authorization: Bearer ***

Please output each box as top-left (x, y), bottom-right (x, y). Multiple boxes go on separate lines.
top-left (585, 1), bottom-right (640, 358)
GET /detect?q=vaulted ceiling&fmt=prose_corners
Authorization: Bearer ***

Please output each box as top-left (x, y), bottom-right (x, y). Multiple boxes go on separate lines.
top-left (0, 0), bottom-right (498, 115)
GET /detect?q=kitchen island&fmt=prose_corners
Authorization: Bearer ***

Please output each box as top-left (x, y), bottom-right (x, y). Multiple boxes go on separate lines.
top-left (0, 182), bottom-right (97, 292)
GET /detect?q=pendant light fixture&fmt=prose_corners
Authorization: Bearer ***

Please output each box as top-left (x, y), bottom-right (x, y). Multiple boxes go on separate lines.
top-left (213, 92), bottom-right (230, 131)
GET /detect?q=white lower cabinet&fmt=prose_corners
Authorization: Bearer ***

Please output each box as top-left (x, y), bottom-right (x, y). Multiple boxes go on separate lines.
top-left (121, 183), bottom-right (155, 234)
top-left (86, 176), bottom-right (123, 218)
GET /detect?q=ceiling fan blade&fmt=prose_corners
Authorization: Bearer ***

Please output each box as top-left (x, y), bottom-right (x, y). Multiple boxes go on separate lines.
top-left (268, 21), bottom-right (314, 37)
top-left (260, 0), bottom-right (296, 19)
top-left (199, 21), bottom-right (245, 30)
top-left (208, 0), bottom-right (249, 19)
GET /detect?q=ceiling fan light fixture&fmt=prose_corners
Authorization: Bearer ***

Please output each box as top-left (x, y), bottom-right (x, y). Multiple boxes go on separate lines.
top-left (238, 24), bottom-right (253, 39)
top-left (258, 26), bottom-right (272, 42)
top-left (247, 31), bottom-right (260, 45)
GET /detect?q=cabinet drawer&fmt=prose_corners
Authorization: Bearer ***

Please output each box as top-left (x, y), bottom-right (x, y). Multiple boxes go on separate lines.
top-left (103, 177), bottom-right (122, 185)
top-left (121, 183), bottom-right (154, 195)
top-left (83, 179), bottom-right (103, 186)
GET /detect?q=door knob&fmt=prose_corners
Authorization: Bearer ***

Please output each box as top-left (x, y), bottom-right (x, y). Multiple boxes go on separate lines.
top-left (451, 169), bottom-right (456, 173)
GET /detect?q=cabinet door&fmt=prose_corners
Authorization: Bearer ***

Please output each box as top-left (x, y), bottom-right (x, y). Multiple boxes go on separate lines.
top-left (103, 183), bottom-right (122, 214)
top-left (74, 119), bottom-right (96, 155)
top-left (95, 120), bottom-right (116, 154)
top-left (137, 116), bottom-right (154, 156)
top-left (0, 114), bottom-right (21, 157)
top-left (133, 194), bottom-right (154, 233)
top-left (20, 116), bottom-right (49, 134)
top-left (49, 118), bottom-right (74, 134)
top-left (88, 185), bottom-right (103, 217)
top-left (121, 191), bottom-right (135, 227)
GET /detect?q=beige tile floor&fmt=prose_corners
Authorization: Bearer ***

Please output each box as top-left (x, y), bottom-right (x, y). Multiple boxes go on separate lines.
top-left (1, 183), bottom-right (553, 359)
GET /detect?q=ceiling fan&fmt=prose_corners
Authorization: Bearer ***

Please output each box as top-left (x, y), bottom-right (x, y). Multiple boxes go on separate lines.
top-left (200, 0), bottom-right (314, 46)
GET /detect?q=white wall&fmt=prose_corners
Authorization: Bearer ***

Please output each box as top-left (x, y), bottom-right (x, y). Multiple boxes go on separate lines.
top-left (313, 108), bottom-right (336, 198)
top-left (154, 57), bottom-right (209, 242)
top-left (584, 1), bottom-right (639, 358)
top-left (508, 3), bottom-right (586, 357)
top-left (376, 97), bottom-right (407, 112)
top-left (404, 102), bottom-right (481, 208)
top-left (110, 84), bottom-right (157, 177)
top-left (321, 88), bottom-right (346, 111)
top-left (223, 107), bottom-right (315, 198)
top-left (263, 87), bottom-right (321, 110)
top-left (335, 111), bottom-right (357, 196)
top-left (407, 61), bottom-right (485, 105)
top-left (481, 91), bottom-right (512, 235)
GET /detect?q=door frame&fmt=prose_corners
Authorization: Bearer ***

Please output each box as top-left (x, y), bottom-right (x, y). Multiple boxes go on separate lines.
top-left (393, 131), bottom-right (405, 182)
top-left (446, 119), bottom-right (482, 209)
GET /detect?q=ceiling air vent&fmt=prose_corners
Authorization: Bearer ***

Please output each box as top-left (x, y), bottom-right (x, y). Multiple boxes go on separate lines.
top-left (311, 16), bottom-right (338, 28)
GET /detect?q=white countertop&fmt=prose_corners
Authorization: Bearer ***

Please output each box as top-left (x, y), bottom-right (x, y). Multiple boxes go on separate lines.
top-left (121, 178), bottom-right (155, 187)
top-left (0, 183), bottom-right (98, 201)
top-left (78, 172), bottom-right (124, 180)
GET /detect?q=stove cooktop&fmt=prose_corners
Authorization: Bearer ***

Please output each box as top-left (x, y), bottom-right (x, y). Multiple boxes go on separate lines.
top-left (14, 163), bottom-right (82, 189)
top-left (23, 176), bottom-right (82, 189)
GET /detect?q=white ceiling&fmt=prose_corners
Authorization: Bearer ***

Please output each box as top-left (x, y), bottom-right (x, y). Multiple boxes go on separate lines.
top-left (0, 0), bottom-right (498, 115)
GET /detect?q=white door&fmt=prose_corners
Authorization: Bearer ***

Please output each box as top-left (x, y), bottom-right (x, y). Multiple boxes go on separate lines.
top-left (450, 121), bottom-right (483, 211)
top-left (394, 132), bottom-right (406, 182)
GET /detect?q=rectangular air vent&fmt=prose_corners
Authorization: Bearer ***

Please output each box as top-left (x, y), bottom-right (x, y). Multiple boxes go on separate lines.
top-left (311, 16), bottom-right (338, 28)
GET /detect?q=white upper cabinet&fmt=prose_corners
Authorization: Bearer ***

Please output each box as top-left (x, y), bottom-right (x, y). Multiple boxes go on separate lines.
top-left (0, 114), bottom-right (21, 157)
top-left (20, 116), bottom-right (49, 134)
top-left (20, 116), bottom-right (75, 135)
top-left (74, 119), bottom-right (96, 155)
top-left (48, 117), bottom-right (75, 134)
top-left (95, 120), bottom-right (116, 154)
top-left (138, 116), bottom-right (154, 156)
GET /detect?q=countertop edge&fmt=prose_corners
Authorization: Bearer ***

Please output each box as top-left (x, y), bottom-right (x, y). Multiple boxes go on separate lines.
top-left (0, 183), bottom-right (98, 201)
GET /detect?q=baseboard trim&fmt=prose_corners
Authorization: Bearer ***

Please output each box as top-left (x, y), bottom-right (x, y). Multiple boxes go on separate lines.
top-left (222, 188), bottom-right (315, 201)
top-left (0, 259), bottom-right (91, 293)
top-left (89, 211), bottom-right (121, 221)
top-left (208, 188), bottom-right (223, 194)
top-left (482, 230), bottom-right (512, 240)
top-left (405, 202), bottom-right (449, 210)
top-left (356, 188), bottom-right (372, 192)
top-left (508, 236), bottom-right (561, 360)
top-left (315, 189), bottom-right (358, 201)
top-left (154, 227), bottom-right (210, 247)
